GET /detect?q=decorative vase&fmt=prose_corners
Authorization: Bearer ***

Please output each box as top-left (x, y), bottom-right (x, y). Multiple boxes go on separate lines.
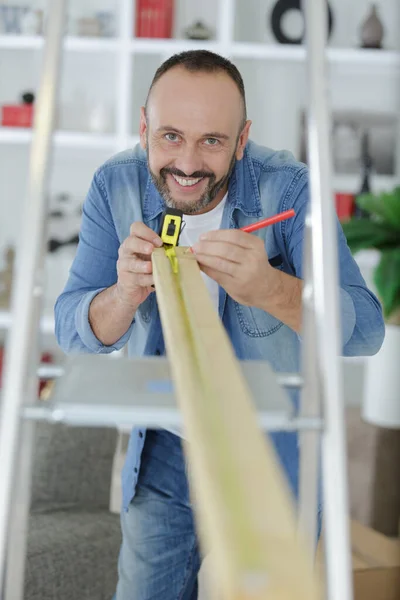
top-left (360, 4), bottom-right (384, 49)
top-left (184, 20), bottom-right (212, 41)
top-left (362, 324), bottom-right (400, 428)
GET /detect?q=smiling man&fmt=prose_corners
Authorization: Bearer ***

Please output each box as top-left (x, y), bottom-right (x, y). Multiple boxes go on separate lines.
top-left (55, 50), bottom-right (385, 600)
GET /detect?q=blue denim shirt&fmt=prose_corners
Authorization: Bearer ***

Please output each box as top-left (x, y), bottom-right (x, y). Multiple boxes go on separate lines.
top-left (54, 140), bottom-right (385, 511)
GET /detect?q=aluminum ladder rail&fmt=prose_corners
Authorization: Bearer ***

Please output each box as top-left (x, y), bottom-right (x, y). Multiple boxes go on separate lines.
top-left (0, 1), bottom-right (67, 598)
top-left (300, 2), bottom-right (353, 600)
top-left (0, 0), bottom-right (353, 598)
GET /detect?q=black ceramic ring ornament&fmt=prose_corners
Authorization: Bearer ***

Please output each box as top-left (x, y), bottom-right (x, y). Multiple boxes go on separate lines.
top-left (270, 0), bottom-right (333, 45)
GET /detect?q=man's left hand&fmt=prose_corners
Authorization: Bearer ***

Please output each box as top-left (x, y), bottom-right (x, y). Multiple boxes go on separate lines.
top-left (191, 229), bottom-right (278, 308)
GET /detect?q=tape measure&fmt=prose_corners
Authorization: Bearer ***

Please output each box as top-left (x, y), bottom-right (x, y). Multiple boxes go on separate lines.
top-left (159, 208), bottom-right (184, 274)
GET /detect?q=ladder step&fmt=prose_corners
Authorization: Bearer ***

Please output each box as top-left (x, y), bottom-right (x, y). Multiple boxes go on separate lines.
top-left (24, 356), bottom-right (319, 431)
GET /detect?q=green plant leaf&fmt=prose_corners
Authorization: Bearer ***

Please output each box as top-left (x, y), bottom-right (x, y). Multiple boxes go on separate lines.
top-left (357, 186), bottom-right (400, 229)
top-left (341, 219), bottom-right (399, 253)
top-left (374, 249), bottom-right (400, 320)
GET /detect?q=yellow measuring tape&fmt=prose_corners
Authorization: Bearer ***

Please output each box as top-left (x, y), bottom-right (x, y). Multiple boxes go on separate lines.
top-left (159, 208), bottom-right (184, 274)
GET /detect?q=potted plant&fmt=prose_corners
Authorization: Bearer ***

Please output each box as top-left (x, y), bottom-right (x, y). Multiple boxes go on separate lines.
top-left (342, 186), bottom-right (400, 427)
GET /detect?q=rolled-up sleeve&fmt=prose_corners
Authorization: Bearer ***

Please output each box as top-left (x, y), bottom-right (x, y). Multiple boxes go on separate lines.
top-left (54, 170), bottom-right (134, 354)
top-left (284, 175), bottom-right (385, 356)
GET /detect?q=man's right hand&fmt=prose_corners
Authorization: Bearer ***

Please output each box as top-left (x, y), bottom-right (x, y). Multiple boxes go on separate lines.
top-left (116, 222), bottom-right (163, 309)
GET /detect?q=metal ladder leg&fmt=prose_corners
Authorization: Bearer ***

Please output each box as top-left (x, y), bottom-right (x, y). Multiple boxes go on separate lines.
top-left (301, 0), bottom-right (354, 599)
top-left (298, 219), bottom-right (321, 552)
top-left (0, 1), bottom-right (67, 597)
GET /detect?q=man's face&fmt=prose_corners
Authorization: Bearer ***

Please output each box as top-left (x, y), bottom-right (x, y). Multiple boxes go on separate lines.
top-left (140, 67), bottom-right (251, 215)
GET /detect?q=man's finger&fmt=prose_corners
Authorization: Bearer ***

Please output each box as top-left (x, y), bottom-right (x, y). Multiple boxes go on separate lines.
top-left (198, 228), bottom-right (256, 248)
top-left (191, 241), bottom-right (243, 264)
top-left (195, 253), bottom-right (236, 277)
top-left (129, 221), bottom-right (163, 246)
top-left (135, 273), bottom-right (155, 287)
top-left (121, 237), bottom-right (154, 257)
top-left (129, 258), bottom-right (153, 274)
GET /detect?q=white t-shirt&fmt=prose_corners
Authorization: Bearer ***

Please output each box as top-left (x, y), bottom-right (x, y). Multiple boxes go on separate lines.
top-left (164, 193), bottom-right (227, 438)
top-left (179, 192), bottom-right (227, 313)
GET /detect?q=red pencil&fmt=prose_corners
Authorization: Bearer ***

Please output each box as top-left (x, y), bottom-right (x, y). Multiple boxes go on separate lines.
top-left (240, 209), bottom-right (295, 233)
top-left (186, 208), bottom-right (296, 254)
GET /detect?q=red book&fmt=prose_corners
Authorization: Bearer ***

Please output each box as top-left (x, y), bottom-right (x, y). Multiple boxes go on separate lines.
top-left (135, 0), bottom-right (174, 38)
top-left (1, 104), bottom-right (34, 128)
top-left (335, 192), bottom-right (355, 222)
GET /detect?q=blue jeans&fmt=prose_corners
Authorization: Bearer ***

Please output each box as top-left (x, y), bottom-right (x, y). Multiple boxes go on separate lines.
top-left (113, 429), bottom-right (321, 599)
top-left (114, 430), bottom-right (201, 600)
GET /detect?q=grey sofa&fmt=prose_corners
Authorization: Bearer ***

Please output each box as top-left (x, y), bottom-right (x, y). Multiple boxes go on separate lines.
top-left (25, 422), bottom-right (121, 600)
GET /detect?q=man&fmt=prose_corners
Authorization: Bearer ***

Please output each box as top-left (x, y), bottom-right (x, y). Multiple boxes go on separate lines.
top-left (55, 50), bottom-right (384, 600)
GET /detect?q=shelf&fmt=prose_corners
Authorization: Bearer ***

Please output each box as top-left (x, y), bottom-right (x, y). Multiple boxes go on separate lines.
top-left (334, 174), bottom-right (398, 194)
top-left (328, 47), bottom-right (400, 68)
top-left (229, 44), bottom-right (400, 68)
top-left (0, 35), bottom-right (118, 52)
top-left (0, 309), bottom-right (54, 335)
top-left (1, 34), bottom-right (398, 70)
top-left (0, 128), bottom-right (118, 149)
top-left (230, 42), bottom-right (306, 61)
top-left (129, 40), bottom-right (400, 68)
top-left (129, 38), bottom-right (222, 54)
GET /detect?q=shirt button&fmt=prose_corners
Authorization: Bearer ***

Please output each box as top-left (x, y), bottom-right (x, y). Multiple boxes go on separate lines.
top-left (139, 432), bottom-right (143, 438)
top-left (134, 468), bottom-right (138, 473)
top-left (155, 349), bottom-right (161, 355)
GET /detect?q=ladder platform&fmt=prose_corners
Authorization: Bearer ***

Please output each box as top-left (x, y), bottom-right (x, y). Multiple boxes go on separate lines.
top-left (21, 355), bottom-right (322, 431)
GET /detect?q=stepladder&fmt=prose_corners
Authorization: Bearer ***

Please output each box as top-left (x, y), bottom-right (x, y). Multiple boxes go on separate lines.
top-left (0, 0), bottom-right (353, 598)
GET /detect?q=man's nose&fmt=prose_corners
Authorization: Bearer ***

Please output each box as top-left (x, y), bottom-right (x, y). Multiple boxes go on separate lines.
top-left (174, 145), bottom-right (203, 177)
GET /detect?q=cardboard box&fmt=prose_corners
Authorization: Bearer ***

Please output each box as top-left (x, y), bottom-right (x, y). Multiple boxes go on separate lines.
top-left (317, 520), bottom-right (400, 600)
top-left (352, 521), bottom-right (400, 600)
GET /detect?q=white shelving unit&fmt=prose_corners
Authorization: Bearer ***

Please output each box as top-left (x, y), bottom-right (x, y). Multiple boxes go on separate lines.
top-left (0, 126), bottom-right (124, 148)
top-left (0, 309), bottom-right (54, 335)
top-left (2, 31), bottom-right (399, 63)
top-left (0, 34), bottom-right (118, 52)
top-left (0, 0), bottom-right (399, 337)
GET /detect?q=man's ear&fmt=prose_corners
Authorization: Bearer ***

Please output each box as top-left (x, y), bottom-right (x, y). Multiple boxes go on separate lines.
top-left (235, 120), bottom-right (252, 160)
top-left (139, 107), bottom-right (147, 149)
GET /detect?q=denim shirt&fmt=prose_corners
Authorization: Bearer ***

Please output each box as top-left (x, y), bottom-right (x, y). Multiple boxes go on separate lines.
top-left (54, 140), bottom-right (385, 511)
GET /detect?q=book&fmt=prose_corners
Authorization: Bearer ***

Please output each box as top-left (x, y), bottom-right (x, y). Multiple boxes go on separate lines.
top-left (135, 0), bottom-right (174, 39)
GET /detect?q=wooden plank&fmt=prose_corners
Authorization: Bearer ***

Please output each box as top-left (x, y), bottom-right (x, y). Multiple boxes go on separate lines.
top-left (152, 247), bottom-right (321, 600)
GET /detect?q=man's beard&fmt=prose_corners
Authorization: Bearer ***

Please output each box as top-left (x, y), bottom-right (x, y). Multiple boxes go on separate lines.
top-left (147, 146), bottom-right (237, 215)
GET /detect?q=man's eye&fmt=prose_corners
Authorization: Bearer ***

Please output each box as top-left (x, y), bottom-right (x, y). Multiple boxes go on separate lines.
top-left (165, 133), bottom-right (179, 142)
top-left (205, 138), bottom-right (219, 146)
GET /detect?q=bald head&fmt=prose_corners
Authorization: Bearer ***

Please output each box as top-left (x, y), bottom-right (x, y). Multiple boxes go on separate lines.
top-left (145, 50), bottom-right (247, 129)
top-left (146, 66), bottom-right (245, 139)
